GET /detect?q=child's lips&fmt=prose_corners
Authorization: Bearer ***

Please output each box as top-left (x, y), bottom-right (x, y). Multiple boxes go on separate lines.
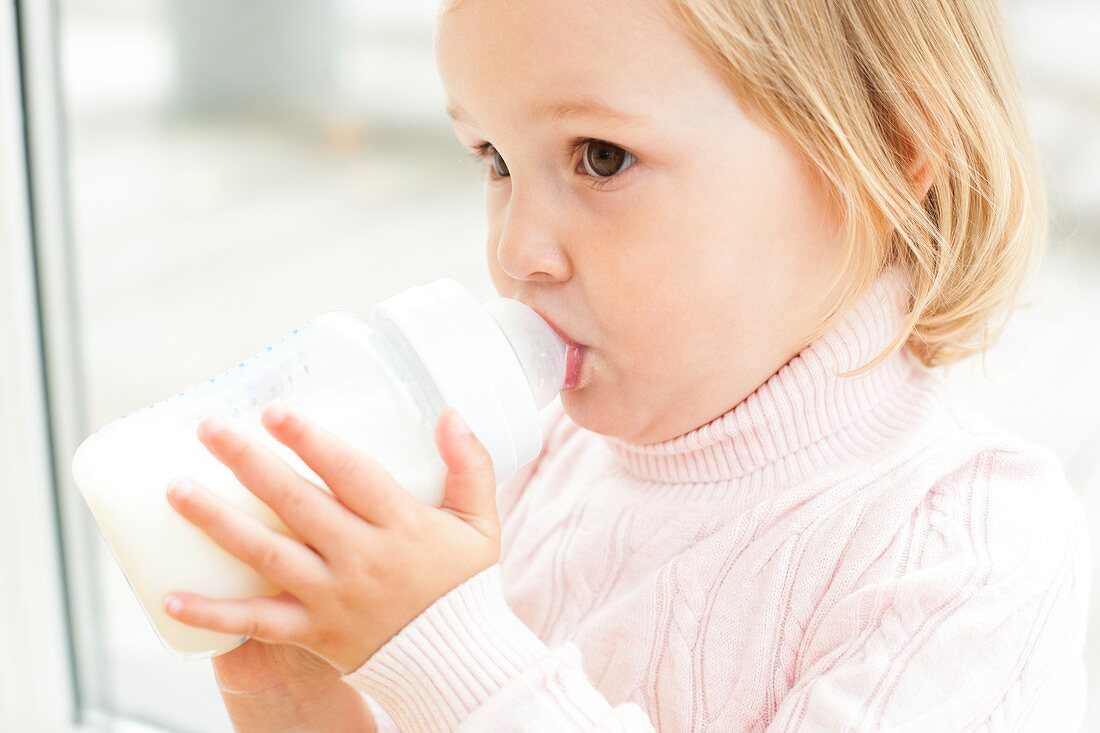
top-left (563, 345), bottom-right (586, 390)
top-left (530, 307), bottom-right (587, 391)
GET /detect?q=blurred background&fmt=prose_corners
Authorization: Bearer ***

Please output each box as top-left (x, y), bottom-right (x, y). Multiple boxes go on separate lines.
top-left (0, 0), bottom-right (1097, 731)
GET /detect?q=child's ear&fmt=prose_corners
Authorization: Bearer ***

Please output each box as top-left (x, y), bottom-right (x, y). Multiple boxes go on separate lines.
top-left (896, 127), bottom-right (933, 201)
top-left (906, 149), bottom-right (933, 201)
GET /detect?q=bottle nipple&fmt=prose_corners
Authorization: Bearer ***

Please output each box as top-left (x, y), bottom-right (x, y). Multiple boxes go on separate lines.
top-left (482, 297), bottom-right (567, 410)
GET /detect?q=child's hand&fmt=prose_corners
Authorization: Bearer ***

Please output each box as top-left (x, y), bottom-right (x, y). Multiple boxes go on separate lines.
top-left (162, 400), bottom-right (501, 673)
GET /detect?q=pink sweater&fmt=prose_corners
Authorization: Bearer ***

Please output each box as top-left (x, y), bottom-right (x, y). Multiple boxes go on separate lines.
top-left (342, 265), bottom-right (1090, 732)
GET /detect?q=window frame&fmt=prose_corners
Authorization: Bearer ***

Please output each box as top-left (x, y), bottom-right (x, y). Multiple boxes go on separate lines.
top-left (0, 0), bottom-right (77, 724)
top-left (0, 1), bottom-right (171, 730)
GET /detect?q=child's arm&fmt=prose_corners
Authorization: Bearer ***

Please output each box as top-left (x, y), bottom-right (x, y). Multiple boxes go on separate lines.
top-left (342, 564), bottom-right (657, 732)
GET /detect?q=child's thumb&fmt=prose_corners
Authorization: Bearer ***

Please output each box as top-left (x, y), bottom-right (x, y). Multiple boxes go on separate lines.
top-left (436, 407), bottom-right (499, 533)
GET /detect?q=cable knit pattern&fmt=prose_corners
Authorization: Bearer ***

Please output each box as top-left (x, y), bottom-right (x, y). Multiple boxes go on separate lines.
top-left (344, 264), bottom-right (1090, 732)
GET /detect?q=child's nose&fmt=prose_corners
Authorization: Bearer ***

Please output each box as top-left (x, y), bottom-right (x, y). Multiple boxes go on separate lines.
top-left (494, 188), bottom-right (571, 283)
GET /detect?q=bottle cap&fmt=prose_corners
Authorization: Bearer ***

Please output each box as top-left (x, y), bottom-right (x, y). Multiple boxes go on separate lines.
top-left (370, 278), bottom-right (566, 485)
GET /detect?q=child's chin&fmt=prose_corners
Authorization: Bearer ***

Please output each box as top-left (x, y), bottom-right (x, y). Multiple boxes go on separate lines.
top-left (558, 385), bottom-right (626, 439)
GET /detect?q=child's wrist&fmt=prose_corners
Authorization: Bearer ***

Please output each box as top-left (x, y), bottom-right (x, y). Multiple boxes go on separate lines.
top-left (219, 675), bottom-right (374, 732)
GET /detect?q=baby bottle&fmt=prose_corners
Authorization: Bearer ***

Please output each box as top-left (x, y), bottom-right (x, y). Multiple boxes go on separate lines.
top-left (70, 278), bottom-right (567, 659)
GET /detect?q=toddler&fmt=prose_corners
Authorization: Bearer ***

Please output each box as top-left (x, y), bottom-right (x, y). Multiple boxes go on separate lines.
top-left (163, 0), bottom-right (1090, 730)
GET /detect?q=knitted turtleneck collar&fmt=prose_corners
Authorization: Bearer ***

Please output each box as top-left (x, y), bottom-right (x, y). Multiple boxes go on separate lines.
top-left (601, 265), bottom-right (928, 485)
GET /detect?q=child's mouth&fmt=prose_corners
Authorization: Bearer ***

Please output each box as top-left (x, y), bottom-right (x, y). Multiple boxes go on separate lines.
top-left (530, 306), bottom-right (588, 391)
top-left (564, 345), bottom-right (586, 391)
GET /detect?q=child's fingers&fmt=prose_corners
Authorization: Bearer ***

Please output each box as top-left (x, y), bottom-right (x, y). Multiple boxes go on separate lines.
top-left (261, 400), bottom-right (413, 526)
top-left (167, 477), bottom-right (329, 596)
top-left (195, 415), bottom-right (355, 556)
top-left (163, 589), bottom-right (311, 644)
top-left (436, 407), bottom-right (499, 528)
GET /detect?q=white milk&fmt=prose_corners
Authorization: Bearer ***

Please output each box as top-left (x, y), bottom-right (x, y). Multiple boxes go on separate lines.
top-left (71, 279), bottom-right (566, 659)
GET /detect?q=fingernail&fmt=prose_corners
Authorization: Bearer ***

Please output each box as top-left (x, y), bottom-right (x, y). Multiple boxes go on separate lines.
top-left (164, 595), bottom-right (182, 615)
top-left (266, 400), bottom-right (289, 425)
top-left (167, 477), bottom-right (192, 497)
top-left (452, 409), bottom-right (471, 437)
top-left (198, 417), bottom-right (225, 440)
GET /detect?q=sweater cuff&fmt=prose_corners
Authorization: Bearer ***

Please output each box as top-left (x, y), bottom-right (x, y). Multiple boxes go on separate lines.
top-left (341, 564), bottom-right (550, 732)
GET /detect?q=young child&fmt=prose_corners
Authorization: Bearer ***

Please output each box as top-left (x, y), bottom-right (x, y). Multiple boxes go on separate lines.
top-left (161, 0), bottom-right (1090, 730)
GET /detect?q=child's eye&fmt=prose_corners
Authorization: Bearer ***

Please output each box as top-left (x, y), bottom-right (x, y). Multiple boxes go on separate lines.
top-left (470, 142), bottom-right (509, 179)
top-left (576, 139), bottom-right (636, 180)
top-left (489, 147), bottom-right (510, 178)
top-left (468, 138), bottom-right (636, 190)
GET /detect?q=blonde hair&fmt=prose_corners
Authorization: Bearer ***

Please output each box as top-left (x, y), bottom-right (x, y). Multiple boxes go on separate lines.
top-left (441, 0), bottom-right (1049, 375)
top-left (666, 0), bottom-right (1048, 375)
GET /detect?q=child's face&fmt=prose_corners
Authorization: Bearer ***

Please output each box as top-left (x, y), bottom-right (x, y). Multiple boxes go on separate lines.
top-left (435, 0), bottom-right (847, 445)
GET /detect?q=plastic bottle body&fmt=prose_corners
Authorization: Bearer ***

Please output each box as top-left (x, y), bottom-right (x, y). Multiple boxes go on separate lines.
top-left (72, 310), bottom-right (450, 658)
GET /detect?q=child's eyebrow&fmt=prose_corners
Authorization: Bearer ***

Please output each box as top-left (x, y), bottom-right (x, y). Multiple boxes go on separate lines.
top-left (446, 96), bottom-right (650, 126)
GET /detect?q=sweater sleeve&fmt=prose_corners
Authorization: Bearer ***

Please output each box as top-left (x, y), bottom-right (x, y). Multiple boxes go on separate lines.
top-left (766, 448), bottom-right (1091, 732)
top-left (341, 564), bottom-right (656, 732)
